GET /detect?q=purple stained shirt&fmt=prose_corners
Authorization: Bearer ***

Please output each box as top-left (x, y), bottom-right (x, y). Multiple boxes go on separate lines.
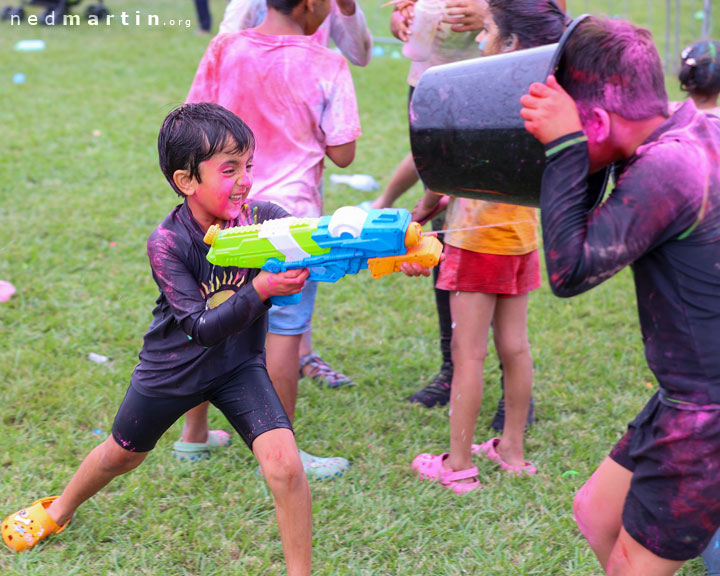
top-left (131, 200), bottom-right (288, 397)
top-left (541, 100), bottom-right (720, 406)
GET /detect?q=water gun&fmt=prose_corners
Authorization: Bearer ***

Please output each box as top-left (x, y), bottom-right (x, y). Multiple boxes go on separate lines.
top-left (203, 206), bottom-right (443, 305)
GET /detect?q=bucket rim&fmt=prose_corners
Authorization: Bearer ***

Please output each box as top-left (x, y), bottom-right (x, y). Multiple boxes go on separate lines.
top-left (547, 13), bottom-right (592, 76)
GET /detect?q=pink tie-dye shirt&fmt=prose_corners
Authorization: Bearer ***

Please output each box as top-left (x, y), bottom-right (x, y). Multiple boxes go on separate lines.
top-left (187, 30), bottom-right (361, 218)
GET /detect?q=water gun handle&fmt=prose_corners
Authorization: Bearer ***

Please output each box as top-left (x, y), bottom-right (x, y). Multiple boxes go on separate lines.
top-left (270, 293), bottom-right (302, 306)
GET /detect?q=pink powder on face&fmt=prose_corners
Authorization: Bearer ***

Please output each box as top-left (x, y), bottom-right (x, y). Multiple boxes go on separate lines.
top-left (0, 280), bottom-right (16, 302)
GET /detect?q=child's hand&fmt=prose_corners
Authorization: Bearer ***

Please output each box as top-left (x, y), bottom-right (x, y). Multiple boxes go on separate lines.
top-left (336, 0), bottom-right (357, 16)
top-left (253, 269), bottom-right (309, 302)
top-left (390, 4), bottom-right (414, 42)
top-left (442, 0), bottom-right (485, 33)
top-left (411, 192), bottom-right (449, 225)
top-left (400, 252), bottom-right (444, 277)
top-left (520, 75), bottom-right (583, 145)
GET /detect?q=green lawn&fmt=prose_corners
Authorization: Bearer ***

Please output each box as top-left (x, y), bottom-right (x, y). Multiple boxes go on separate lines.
top-left (0, 0), bottom-right (714, 574)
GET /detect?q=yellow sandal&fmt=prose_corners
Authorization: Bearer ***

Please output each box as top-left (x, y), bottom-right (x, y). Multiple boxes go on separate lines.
top-left (2, 496), bottom-right (70, 552)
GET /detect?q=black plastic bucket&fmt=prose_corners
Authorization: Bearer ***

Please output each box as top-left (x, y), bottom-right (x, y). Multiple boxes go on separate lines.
top-left (408, 15), bottom-right (610, 208)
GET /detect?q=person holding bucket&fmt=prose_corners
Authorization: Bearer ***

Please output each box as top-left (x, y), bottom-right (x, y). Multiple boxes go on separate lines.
top-left (521, 16), bottom-right (720, 576)
top-left (410, 0), bottom-right (566, 493)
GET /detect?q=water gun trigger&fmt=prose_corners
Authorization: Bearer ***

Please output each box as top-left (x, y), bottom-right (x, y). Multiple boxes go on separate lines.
top-left (367, 235), bottom-right (443, 279)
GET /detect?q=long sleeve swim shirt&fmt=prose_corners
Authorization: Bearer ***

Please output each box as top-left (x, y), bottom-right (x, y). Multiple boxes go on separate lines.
top-left (131, 201), bottom-right (288, 396)
top-left (540, 101), bottom-right (720, 406)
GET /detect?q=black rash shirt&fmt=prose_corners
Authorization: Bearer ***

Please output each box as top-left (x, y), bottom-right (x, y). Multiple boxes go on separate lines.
top-left (131, 200), bottom-right (288, 397)
top-left (540, 101), bottom-right (720, 406)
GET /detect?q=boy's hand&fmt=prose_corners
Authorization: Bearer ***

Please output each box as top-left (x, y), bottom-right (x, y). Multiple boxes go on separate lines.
top-left (253, 269), bottom-right (309, 302)
top-left (442, 0), bottom-right (485, 32)
top-left (520, 75), bottom-right (583, 145)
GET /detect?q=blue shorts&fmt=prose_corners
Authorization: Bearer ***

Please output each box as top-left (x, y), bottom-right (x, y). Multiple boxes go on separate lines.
top-left (268, 280), bottom-right (318, 335)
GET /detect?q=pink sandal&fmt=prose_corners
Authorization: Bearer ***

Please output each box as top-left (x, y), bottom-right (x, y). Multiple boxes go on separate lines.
top-left (474, 437), bottom-right (537, 476)
top-left (411, 452), bottom-right (481, 494)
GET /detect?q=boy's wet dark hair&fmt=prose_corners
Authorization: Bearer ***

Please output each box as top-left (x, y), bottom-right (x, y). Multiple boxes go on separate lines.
top-left (488, 0), bottom-right (567, 50)
top-left (557, 17), bottom-right (668, 121)
top-left (679, 40), bottom-right (720, 97)
top-left (158, 102), bottom-right (256, 197)
top-left (266, 0), bottom-right (303, 16)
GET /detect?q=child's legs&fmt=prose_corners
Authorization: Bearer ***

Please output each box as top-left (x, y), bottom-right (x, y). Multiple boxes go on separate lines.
top-left (180, 401), bottom-right (211, 443)
top-left (573, 455), bottom-right (632, 568)
top-left (253, 429), bottom-right (311, 576)
top-left (210, 363), bottom-right (308, 576)
top-left (492, 293), bottom-right (532, 466)
top-left (606, 526), bottom-right (684, 576)
top-left (267, 281), bottom-right (317, 423)
top-left (447, 290), bottom-right (496, 472)
top-left (47, 436), bottom-right (148, 526)
top-left (579, 396), bottom-right (720, 572)
top-left (266, 333), bottom-right (303, 422)
top-left (48, 384), bottom-right (200, 525)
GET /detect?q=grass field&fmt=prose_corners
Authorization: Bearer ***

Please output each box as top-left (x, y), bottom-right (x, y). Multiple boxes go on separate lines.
top-left (0, 0), bottom-right (716, 574)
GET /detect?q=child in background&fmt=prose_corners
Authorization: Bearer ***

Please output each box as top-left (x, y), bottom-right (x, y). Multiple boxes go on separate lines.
top-left (193, 0), bottom-right (212, 34)
top-left (185, 0), bottom-right (361, 480)
top-left (220, 0), bottom-right (372, 67)
top-left (390, 0), bottom-right (541, 432)
top-left (671, 40), bottom-right (720, 117)
top-left (410, 0), bottom-right (566, 493)
top-left (1, 103), bottom-right (313, 576)
top-left (216, 0), bottom-right (371, 391)
top-left (521, 16), bottom-right (720, 575)
top-left (385, 0), bottom-right (490, 412)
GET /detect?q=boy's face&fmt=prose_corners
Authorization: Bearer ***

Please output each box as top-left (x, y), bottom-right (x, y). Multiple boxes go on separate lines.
top-left (184, 147), bottom-right (254, 229)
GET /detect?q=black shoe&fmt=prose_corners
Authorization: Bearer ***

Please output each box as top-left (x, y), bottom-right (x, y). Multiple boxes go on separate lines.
top-left (408, 372), bottom-right (452, 408)
top-left (490, 393), bottom-right (536, 432)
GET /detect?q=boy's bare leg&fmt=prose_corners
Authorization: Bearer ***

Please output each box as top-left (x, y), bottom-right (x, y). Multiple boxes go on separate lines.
top-left (446, 291), bottom-right (495, 473)
top-left (266, 332), bottom-right (303, 423)
top-left (372, 153), bottom-right (418, 209)
top-left (492, 294), bottom-right (532, 468)
top-left (299, 330), bottom-right (313, 358)
top-left (607, 527), bottom-right (684, 576)
top-left (573, 456), bottom-right (632, 568)
top-left (46, 436), bottom-right (147, 526)
top-left (253, 428), bottom-right (312, 576)
top-left (180, 401), bottom-right (211, 443)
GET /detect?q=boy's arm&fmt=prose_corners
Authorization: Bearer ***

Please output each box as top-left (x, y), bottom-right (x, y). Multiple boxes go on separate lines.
top-left (330, 0), bottom-right (373, 67)
top-left (321, 60), bottom-right (361, 167)
top-left (522, 76), bottom-right (702, 297)
top-left (149, 242), bottom-right (268, 347)
top-left (326, 141), bottom-right (356, 167)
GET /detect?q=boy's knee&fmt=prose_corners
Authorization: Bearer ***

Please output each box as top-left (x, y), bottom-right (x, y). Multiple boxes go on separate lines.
top-left (262, 452), bottom-right (305, 489)
top-left (99, 437), bottom-right (147, 474)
